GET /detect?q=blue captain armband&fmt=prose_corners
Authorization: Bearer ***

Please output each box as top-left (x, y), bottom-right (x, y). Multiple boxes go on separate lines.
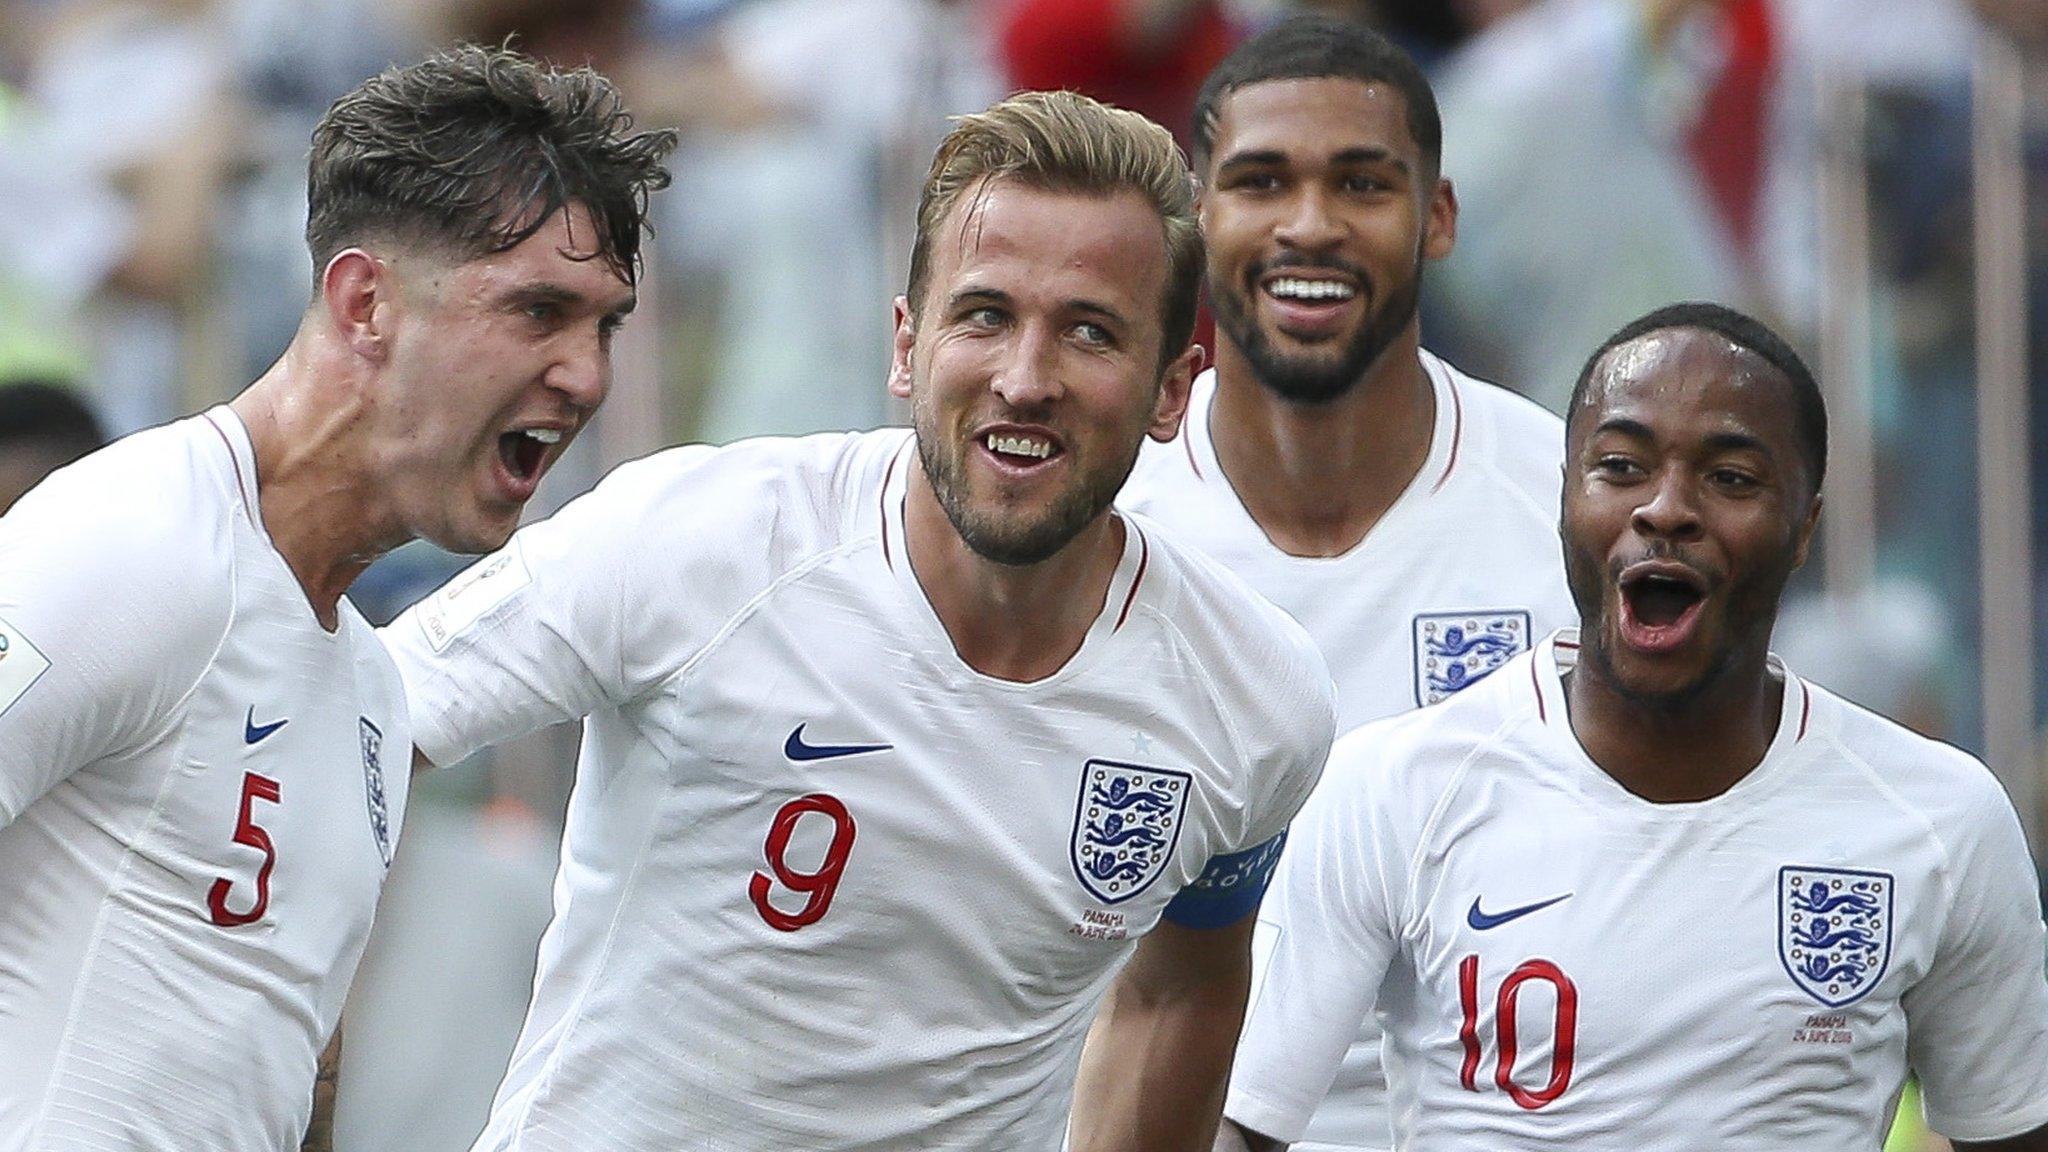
top-left (1160, 832), bottom-right (1288, 929)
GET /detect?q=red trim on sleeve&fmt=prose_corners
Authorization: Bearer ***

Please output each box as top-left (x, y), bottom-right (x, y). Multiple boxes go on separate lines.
top-left (1796, 680), bottom-right (1812, 742)
top-left (1181, 429), bottom-right (1204, 481)
top-left (879, 449), bottom-right (903, 572)
top-left (1530, 656), bottom-right (1547, 723)
top-left (1431, 377), bottom-right (1465, 494)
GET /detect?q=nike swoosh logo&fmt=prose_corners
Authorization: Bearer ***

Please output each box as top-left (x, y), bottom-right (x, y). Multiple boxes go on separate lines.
top-left (784, 723), bottom-right (891, 762)
top-left (244, 706), bottom-right (289, 745)
top-left (1467, 892), bottom-right (1571, 931)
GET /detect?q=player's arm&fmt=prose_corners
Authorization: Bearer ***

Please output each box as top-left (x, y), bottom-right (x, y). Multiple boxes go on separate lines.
top-left (1069, 910), bottom-right (1257, 1152)
top-left (300, 1023), bottom-right (342, 1152)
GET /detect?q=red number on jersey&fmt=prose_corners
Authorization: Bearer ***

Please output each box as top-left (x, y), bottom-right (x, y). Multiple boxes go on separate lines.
top-left (749, 793), bottom-right (857, 931)
top-left (208, 771), bottom-right (282, 927)
top-left (1457, 954), bottom-right (1579, 1110)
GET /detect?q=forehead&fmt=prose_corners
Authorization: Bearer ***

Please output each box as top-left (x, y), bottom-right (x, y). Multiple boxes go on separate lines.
top-left (1208, 76), bottom-right (1419, 168)
top-left (925, 179), bottom-right (1169, 318)
top-left (442, 202), bottom-right (631, 301)
top-left (1575, 328), bottom-right (1801, 451)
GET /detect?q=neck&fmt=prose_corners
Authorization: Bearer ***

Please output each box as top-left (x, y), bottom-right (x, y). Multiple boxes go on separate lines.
top-left (901, 469), bottom-right (1126, 683)
top-left (1563, 643), bottom-right (1784, 803)
top-left (1209, 322), bottom-right (1436, 557)
top-left (229, 334), bottom-right (401, 631)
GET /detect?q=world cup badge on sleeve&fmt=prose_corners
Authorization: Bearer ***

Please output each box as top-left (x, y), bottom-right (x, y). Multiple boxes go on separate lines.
top-left (1779, 866), bottom-right (1893, 1007)
top-left (1413, 610), bottom-right (1531, 705)
top-left (360, 717), bottom-right (393, 867)
top-left (1071, 759), bottom-right (1190, 904)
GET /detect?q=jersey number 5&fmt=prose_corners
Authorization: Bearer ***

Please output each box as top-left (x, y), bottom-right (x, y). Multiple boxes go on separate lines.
top-left (1459, 954), bottom-right (1578, 1109)
top-left (208, 771), bottom-right (281, 927)
top-left (749, 793), bottom-right (857, 931)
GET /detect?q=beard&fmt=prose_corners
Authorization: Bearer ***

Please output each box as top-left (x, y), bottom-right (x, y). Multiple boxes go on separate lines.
top-left (912, 404), bottom-right (1143, 568)
top-left (1210, 250), bottom-right (1424, 405)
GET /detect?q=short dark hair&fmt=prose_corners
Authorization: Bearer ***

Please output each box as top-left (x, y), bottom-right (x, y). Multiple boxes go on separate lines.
top-left (305, 44), bottom-right (676, 285)
top-left (1569, 301), bottom-right (1828, 492)
top-left (1191, 15), bottom-right (1442, 176)
top-left (0, 380), bottom-right (106, 462)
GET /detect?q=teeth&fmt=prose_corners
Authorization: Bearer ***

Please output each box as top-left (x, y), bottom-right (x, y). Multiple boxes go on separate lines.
top-left (523, 428), bottom-right (562, 445)
top-left (1267, 277), bottom-right (1356, 301)
top-left (986, 433), bottom-right (1053, 460)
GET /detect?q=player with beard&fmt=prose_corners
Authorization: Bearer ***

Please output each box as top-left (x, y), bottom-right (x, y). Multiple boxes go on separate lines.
top-left (1118, 19), bottom-right (1573, 1152)
top-left (1219, 302), bottom-right (2048, 1151)
top-left (383, 90), bottom-right (1335, 1152)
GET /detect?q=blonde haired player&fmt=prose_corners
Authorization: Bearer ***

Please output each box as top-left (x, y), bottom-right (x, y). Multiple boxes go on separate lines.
top-left (386, 90), bottom-right (1334, 1152)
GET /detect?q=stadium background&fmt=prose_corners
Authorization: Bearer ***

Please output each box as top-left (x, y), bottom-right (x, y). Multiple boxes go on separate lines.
top-left (0, 0), bottom-right (2041, 1147)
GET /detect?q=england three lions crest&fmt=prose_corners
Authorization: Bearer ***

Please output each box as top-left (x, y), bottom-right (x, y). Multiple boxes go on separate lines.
top-left (361, 718), bottom-right (393, 867)
top-left (1413, 610), bottom-right (1531, 705)
top-left (1071, 760), bottom-right (1190, 905)
top-left (1779, 866), bottom-right (1893, 1007)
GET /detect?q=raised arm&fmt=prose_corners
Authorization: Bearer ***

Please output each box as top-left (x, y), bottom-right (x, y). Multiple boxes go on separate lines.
top-left (1070, 912), bottom-right (1257, 1152)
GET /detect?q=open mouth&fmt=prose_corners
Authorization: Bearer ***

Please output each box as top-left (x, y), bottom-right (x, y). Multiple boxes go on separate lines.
top-left (1618, 565), bottom-right (1708, 653)
top-left (498, 427), bottom-right (561, 486)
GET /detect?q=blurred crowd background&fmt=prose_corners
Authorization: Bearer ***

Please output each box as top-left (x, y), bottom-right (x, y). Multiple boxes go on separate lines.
top-left (1, 0), bottom-right (2044, 1147)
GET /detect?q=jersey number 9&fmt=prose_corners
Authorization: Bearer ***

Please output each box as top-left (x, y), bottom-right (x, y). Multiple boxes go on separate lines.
top-left (749, 793), bottom-right (857, 931)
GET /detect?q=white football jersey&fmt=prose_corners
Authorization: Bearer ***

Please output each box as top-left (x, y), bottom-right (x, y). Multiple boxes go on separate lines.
top-left (383, 429), bottom-right (1335, 1152)
top-left (1229, 630), bottom-right (2048, 1149)
top-left (0, 408), bottom-right (410, 1151)
top-left (1120, 352), bottom-right (1576, 1149)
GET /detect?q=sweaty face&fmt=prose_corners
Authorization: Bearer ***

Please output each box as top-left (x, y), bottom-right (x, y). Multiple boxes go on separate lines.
top-left (892, 180), bottom-right (1190, 566)
top-left (376, 203), bottom-right (635, 554)
top-left (1561, 328), bottom-right (1821, 706)
top-left (1201, 77), bottom-right (1451, 403)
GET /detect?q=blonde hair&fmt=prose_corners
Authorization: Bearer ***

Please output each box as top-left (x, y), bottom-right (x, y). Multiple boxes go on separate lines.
top-left (905, 90), bottom-right (1203, 368)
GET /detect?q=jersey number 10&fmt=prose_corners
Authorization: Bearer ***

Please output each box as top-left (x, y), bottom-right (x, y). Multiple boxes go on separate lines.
top-left (1458, 954), bottom-right (1578, 1110)
top-left (749, 793), bottom-right (857, 931)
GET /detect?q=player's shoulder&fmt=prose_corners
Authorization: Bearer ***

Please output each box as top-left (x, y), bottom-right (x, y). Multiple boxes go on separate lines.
top-left (1430, 349), bottom-right (1565, 490)
top-left (3, 411), bottom-right (240, 584)
top-left (554, 427), bottom-right (903, 572)
top-left (1128, 512), bottom-right (1334, 730)
top-left (1798, 676), bottom-right (2015, 826)
top-left (1322, 647), bottom-right (1543, 807)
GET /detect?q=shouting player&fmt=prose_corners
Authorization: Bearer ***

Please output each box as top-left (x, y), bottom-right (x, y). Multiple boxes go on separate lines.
top-left (1221, 302), bottom-right (2048, 1151)
top-left (1119, 19), bottom-right (1572, 1151)
top-left (384, 90), bottom-right (1335, 1151)
top-left (0, 47), bottom-right (672, 1152)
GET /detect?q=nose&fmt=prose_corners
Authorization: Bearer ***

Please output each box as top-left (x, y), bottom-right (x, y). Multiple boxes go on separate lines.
top-left (989, 322), bottom-right (1064, 410)
top-left (547, 329), bottom-right (612, 412)
top-left (1274, 185), bottom-right (1344, 252)
top-left (1630, 467), bottom-right (1703, 542)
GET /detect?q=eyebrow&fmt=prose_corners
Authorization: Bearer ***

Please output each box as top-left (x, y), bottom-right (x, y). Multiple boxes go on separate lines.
top-left (1216, 146), bottom-right (1410, 174)
top-left (1591, 417), bottom-right (1775, 458)
top-left (948, 286), bottom-right (1130, 327)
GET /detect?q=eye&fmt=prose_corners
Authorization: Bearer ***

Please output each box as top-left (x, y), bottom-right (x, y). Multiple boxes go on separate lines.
top-left (1709, 467), bottom-right (1761, 492)
top-left (523, 301), bottom-right (562, 325)
top-left (1340, 173), bottom-right (1391, 194)
top-left (1591, 454), bottom-right (1644, 480)
top-left (1073, 321), bottom-right (1114, 348)
top-left (1228, 171), bottom-right (1282, 193)
top-left (598, 313), bottom-right (627, 339)
top-left (963, 306), bottom-right (1005, 329)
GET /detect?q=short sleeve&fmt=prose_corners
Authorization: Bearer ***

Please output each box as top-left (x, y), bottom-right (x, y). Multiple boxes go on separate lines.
top-left (0, 465), bottom-right (223, 826)
top-left (382, 446), bottom-right (729, 769)
top-left (1906, 777), bottom-right (2048, 1142)
top-left (1224, 730), bottom-right (1406, 1144)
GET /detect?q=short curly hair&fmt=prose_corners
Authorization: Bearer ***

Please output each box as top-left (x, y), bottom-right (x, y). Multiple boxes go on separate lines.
top-left (305, 44), bottom-right (676, 284)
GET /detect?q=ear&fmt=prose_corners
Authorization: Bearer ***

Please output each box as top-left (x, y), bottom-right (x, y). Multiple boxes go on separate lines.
top-left (1147, 343), bottom-right (1203, 442)
top-left (321, 249), bottom-right (390, 362)
top-left (1790, 493), bottom-right (1823, 570)
top-left (1423, 176), bottom-right (1457, 262)
top-left (888, 296), bottom-right (916, 400)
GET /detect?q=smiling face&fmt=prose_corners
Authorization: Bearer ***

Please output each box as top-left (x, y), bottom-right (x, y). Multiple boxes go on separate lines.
top-left (372, 202), bottom-right (633, 554)
top-left (1562, 327), bottom-right (1822, 705)
top-left (1200, 76), bottom-right (1453, 403)
top-left (891, 178), bottom-right (1194, 566)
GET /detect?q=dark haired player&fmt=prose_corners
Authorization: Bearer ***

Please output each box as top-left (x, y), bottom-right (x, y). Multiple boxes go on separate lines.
top-left (1119, 18), bottom-right (1573, 1150)
top-left (0, 45), bottom-right (672, 1151)
top-left (1221, 302), bottom-right (2048, 1151)
top-left (0, 381), bottom-right (105, 513)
